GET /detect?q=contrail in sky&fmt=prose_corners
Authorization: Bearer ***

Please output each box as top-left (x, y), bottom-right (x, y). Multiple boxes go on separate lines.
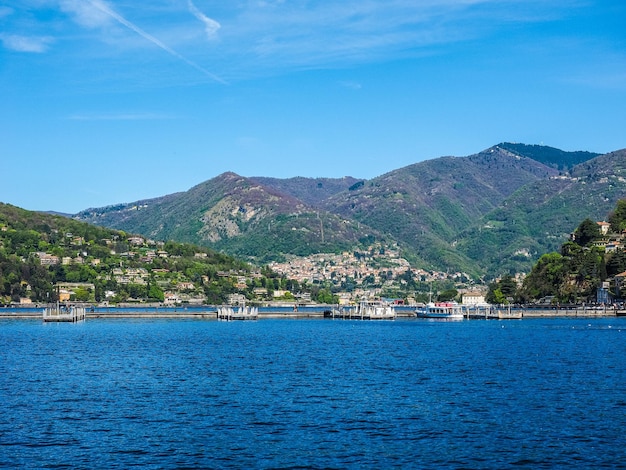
top-left (87, 0), bottom-right (226, 84)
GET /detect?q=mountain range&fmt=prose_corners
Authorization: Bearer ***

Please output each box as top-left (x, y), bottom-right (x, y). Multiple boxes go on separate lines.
top-left (73, 143), bottom-right (625, 278)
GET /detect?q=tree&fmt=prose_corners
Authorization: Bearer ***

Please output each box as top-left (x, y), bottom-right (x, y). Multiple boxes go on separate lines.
top-left (72, 287), bottom-right (93, 302)
top-left (148, 283), bottom-right (165, 302)
top-left (499, 274), bottom-right (518, 299)
top-left (574, 218), bottom-right (600, 247)
top-left (437, 288), bottom-right (458, 302)
top-left (518, 252), bottom-right (565, 302)
top-left (608, 199), bottom-right (626, 233)
top-left (606, 249), bottom-right (626, 277)
top-left (486, 274), bottom-right (517, 304)
top-left (316, 289), bottom-right (337, 304)
top-left (490, 288), bottom-right (507, 305)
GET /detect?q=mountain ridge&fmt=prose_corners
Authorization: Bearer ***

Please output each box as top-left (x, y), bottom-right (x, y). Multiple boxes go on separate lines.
top-left (72, 143), bottom-right (622, 277)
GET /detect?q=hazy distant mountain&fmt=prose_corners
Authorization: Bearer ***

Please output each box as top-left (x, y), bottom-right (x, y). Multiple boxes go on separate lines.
top-left (74, 143), bottom-right (622, 276)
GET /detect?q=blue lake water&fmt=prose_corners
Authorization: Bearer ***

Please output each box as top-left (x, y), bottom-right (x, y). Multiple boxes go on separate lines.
top-left (1, 317), bottom-right (625, 469)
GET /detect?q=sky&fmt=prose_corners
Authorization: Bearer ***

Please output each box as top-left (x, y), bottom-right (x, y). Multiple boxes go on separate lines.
top-left (1, 0), bottom-right (625, 214)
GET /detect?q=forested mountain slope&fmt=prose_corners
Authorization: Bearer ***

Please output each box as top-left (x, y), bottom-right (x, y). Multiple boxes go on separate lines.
top-left (455, 149), bottom-right (626, 274)
top-left (73, 143), bottom-right (618, 277)
top-left (75, 172), bottom-right (385, 263)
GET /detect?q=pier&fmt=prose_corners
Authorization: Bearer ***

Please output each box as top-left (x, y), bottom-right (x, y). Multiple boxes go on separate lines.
top-left (464, 305), bottom-right (523, 320)
top-left (324, 302), bottom-right (396, 320)
top-left (0, 303), bottom-right (621, 321)
top-left (43, 304), bottom-right (86, 322)
top-left (217, 306), bottom-right (259, 321)
top-left (463, 304), bottom-right (623, 319)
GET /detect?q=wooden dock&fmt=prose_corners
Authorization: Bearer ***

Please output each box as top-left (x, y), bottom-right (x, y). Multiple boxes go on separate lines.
top-left (325, 302), bottom-right (396, 320)
top-left (465, 306), bottom-right (523, 320)
top-left (43, 304), bottom-right (86, 322)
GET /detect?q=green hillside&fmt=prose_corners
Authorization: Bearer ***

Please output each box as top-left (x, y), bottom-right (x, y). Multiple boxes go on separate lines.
top-left (487, 198), bottom-right (626, 304)
top-left (0, 203), bottom-right (257, 305)
top-left (250, 176), bottom-right (361, 207)
top-left (322, 146), bottom-right (560, 275)
top-left (456, 149), bottom-right (626, 275)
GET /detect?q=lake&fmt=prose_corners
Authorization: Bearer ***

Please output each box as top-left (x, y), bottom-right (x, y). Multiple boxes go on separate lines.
top-left (1, 317), bottom-right (625, 468)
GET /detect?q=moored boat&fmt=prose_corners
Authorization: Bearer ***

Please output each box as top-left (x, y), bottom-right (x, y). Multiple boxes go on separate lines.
top-left (416, 301), bottom-right (464, 319)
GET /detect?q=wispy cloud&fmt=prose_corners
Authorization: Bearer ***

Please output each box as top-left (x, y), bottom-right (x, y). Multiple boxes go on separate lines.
top-left (59, 0), bottom-right (113, 28)
top-left (339, 81), bottom-right (362, 90)
top-left (0, 1), bottom-right (584, 81)
top-left (68, 112), bottom-right (178, 121)
top-left (60, 0), bottom-right (226, 84)
top-left (564, 71), bottom-right (626, 91)
top-left (188, 0), bottom-right (221, 40)
top-left (0, 34), bottom-right (53, 53)
top-left (215, 0), bottom-right (572, 76)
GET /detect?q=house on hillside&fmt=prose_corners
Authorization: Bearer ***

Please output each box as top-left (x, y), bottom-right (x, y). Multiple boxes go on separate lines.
top-left (605, 241), bottom-right (623, 253)
top-left (35, 252), bottom-right (59, 266)
top-left (228, 293), bottom-right (247, 305)
top-left (164, 292), bottom-right (180, 306)
top-left (128, 236), bottom-right (145, 246)
top-left (613, 271), bottom-right (626, 300)
top-left (55, 282), bottom-right (96, 302)
top-left (597, 221), bottom-right (611, 235)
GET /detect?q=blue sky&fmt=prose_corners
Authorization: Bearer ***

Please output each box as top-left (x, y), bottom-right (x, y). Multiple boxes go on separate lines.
top-left (1, 0), bottom-right (625, 213)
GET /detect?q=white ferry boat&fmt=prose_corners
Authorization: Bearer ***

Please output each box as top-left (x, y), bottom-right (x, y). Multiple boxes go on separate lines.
top-left (416, 301), bottom-right (464, 319)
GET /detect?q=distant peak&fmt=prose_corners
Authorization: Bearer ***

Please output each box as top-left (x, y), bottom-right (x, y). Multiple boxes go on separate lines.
top-left (496, 142), bottom-right (599, 171)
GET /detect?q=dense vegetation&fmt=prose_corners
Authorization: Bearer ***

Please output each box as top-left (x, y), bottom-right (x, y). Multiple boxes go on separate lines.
top-left (0, 203), bottom-right (255, 305)
top-left (486, 200), bottom-right (626, 304)
top-left (457, 149), bottom-right (626, 277)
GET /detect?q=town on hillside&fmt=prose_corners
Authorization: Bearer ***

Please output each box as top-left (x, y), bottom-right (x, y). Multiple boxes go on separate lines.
top-left (4, 222), bottom-right (483, 307)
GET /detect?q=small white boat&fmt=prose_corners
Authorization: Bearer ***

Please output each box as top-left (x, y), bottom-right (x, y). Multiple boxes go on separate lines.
top-left (416, 301), bottom-right (464, 319)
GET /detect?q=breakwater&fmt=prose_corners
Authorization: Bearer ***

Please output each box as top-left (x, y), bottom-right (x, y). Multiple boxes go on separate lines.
top-left (1, 304), bottom-right (623, 319)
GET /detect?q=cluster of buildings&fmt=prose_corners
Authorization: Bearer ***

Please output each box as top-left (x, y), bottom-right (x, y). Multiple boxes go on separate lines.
top-left (268, 249), bottom-right (410, 285)
top-left (593, 221), bottom-right (624, 253)
top-left (267, 247), bottom-right (483, 305)
top-left (22, 231), bottom-right (489, 306)
top-left (269, 247), bottom-right (471, 286)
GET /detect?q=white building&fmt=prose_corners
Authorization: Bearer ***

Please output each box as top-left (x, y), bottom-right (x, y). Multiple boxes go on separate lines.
top-left (462, 291), bottom-right (487, 306)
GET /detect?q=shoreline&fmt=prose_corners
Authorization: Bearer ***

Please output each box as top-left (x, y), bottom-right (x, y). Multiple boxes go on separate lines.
top-left (1, 309), bottom-right (624, 320)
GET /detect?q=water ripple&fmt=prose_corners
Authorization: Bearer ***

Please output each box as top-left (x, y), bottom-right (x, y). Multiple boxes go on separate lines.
top-left (1, 317), bottom-right (626, 468)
